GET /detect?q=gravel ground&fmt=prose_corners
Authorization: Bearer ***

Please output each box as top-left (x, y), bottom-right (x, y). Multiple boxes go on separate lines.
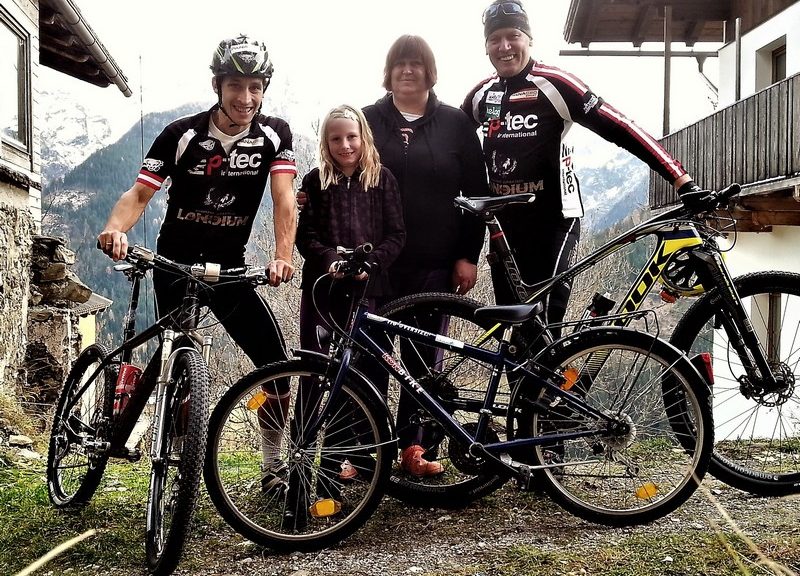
top-left (167, 476), bottom-right (800, 576)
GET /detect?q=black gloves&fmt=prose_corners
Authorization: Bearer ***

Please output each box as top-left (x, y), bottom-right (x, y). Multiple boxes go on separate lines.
top-left (677, 180), bottom-right (713, 212)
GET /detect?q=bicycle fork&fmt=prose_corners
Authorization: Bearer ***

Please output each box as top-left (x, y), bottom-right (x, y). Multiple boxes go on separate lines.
top-left (150, 329), bottom-right (178, 465)
top-left (696, 249), bottom-right (780, 392)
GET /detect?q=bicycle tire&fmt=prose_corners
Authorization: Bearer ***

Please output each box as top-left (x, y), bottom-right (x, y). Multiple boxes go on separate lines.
top-left (145, 349), bottom-right (210, 575)
top-left (204, 357), bottom-right (392, 552)
top-left (47, 344), bottom-right (115, 507)
top-left (670, 270), bottom-right (800, 496)
top-left (511, 327), bottom-right (712, 526)
top-left (376, 292), bottom-right (514, 508)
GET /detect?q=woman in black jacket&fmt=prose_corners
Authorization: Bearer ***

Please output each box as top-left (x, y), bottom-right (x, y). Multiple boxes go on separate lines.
top-left (363, 35), bottom-right (489, 477)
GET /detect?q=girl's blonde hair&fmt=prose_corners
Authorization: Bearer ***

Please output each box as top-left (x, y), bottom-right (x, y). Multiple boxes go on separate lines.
top-left (319, 104), bottom-right (381, 190)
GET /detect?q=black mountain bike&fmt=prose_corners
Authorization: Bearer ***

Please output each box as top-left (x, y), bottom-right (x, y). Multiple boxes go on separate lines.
top-left (46, 245), bottom-right (269, 575)
top-left (379, 183), bottom-right (800, 500)
top-left (204, 244), bottom-right (713, 551)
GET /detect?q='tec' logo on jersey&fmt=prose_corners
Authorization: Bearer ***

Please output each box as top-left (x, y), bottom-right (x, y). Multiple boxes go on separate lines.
top-left (486, 112), bottom-right (539, 138)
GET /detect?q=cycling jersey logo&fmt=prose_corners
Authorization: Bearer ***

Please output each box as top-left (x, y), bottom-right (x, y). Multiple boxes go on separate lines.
top-left (198, 139), bottom-right (215, 151)
top-left (238, 137), bottom-right (265, 147)
top-left (486, 91), bottom-right (503, 104)
top-left (491, 151), bottom-right (517, 177)
top-left (490, 180), bottom-right (544, 195)
top-left (275, 149), bottom-right (295, 162)
top-left (229, 150), bottom-right (262, 170)
top-left (142, 158), bottom-right (164, 173)
top-left (486, 112), bottom-right (539, 139)
top-left (509, 89), bottom-right (539, 102)
top-left (204, 187), bottom-right (236, 210)
top-left (583, 93), bottom-right (600, 114)
top-left (486, 104), bottom-right (501, 119)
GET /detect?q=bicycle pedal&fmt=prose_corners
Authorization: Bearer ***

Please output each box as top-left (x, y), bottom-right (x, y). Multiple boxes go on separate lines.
top-left (500, 453), bottom-right (535, 490)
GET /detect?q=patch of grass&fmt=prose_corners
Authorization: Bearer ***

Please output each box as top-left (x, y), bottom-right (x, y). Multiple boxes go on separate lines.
top-left (0, 389), bottom-right (37, 436)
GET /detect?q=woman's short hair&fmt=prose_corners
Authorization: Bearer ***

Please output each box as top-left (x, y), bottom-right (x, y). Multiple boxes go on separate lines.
top-left (382, 35), bottom-right (438, 91)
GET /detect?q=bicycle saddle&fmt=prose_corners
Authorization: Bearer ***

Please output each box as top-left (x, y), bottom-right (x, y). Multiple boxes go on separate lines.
top-left (474, 301), bottom-right (543, 325)
top-left (454, 194), bottom-right (536, 215)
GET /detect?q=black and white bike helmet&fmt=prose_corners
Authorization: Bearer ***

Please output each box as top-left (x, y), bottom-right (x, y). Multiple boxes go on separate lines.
top-left (211, 35), bottom-right (273, 81)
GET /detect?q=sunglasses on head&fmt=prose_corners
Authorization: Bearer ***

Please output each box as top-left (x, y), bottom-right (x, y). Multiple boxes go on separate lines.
top-left (482, 2), bottom-right (526, 24)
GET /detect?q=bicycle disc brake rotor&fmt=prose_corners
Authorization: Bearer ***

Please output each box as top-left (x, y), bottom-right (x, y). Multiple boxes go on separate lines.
top-left (740, 363), bottom-right (796, 407)
top-left (448, 422), bottom-right (500, 475)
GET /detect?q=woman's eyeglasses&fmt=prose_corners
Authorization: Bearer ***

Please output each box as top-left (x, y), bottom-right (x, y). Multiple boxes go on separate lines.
top-left (482, 2), bottom-right (526, 24)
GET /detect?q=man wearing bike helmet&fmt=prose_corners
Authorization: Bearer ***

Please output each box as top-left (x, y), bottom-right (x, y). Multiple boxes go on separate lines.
top-left (98, 35), bottom-right (296, 477)
top-left (463, 0), bottom-right (700, 326)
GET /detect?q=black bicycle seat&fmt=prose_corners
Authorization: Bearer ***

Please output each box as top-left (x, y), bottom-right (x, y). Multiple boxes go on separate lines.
top-left (474, 301), bottom-right (543, 325)
top-left (454, 194), bottom-right (536, 215)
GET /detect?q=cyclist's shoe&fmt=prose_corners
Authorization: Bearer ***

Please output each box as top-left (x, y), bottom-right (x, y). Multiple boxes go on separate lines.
top-left (260, 461), bottom-right (288, 496)
top-left (401, 444), bottom-right (444, 477)
top-left (339, 459), bottom-right (358, 481)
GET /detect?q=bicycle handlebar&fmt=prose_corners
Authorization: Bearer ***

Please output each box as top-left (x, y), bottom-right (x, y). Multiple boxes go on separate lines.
top-left (679, 182), bottom-right (741, 215)
top-left (105, 244), bottom-right (270, 285)
top-left (332, 243), bottom-right (374, 277)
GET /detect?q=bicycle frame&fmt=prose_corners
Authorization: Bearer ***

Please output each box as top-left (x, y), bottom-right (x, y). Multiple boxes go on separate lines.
top-left (62, 253), bottom-right (214, 456)
top-left (464, 193), bottom-right (780, 392)
top-left (304, 297), bottom-right (628, 469)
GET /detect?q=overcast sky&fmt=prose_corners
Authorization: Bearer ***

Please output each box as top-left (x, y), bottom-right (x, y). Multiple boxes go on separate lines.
top-left (42, 0), bottom-right (721, 162)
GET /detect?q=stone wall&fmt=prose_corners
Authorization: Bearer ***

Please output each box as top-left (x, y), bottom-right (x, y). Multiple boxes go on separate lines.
top-left (0, 204), bottom-right (33, 395)
top-left (24, 236), bottom-right (91, 412)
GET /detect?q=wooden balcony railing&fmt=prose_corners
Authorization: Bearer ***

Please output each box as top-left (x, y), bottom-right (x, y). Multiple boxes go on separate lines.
top-left (650, 72), bottom-right (800, 208)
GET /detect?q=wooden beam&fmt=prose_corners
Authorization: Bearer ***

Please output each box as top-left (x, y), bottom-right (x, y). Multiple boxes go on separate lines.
top-left (683, 20), bottom-right (706, 47)
top-left (632, 5), bottom-right (655, 47)
top-left (726, 207), bottom-right (800, 229)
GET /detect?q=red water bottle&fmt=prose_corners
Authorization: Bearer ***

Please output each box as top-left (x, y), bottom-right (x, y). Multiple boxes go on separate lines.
top-left (114, 363), bottom-right (142, 416)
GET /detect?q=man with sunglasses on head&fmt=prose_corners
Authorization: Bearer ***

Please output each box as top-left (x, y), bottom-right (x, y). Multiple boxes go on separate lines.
top-left (463, 0), bottom-right (699, 328)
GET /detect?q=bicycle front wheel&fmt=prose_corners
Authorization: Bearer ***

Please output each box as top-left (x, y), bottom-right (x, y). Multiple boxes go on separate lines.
top-left (512, 328), bottom-right (712, 526)
top-left (47, 344), bottom-right (114, 507)
top-left (377, 292), bottom-right (515, 508)
top-left (204, 358), bottom-right (392, 552)
top-left (671, 271), bottom-right (800, 496)
top-left (145, 349), bottom-right (210, 576)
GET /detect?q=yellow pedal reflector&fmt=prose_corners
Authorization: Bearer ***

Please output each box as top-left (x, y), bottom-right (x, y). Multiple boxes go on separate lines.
top-left (561, 367), bottom-right (579, 390)
top-left (635, 482), bottom-right (659, 499)
top-left (309, 498), bottom-right (342, 518)
top-left (246, 391), bottom-right (268, 411)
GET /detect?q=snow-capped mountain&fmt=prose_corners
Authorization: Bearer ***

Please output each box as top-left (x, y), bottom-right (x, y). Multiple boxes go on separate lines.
top-left (39, 89), bottom-right (119, 187)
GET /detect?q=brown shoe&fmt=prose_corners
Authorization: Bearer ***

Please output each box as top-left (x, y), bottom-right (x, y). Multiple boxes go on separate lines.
top-left (400, 445), bottom-right (444, 477)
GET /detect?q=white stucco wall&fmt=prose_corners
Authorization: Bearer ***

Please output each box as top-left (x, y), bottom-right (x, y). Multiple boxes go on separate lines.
top-left (718, 2), bottom-right (800, 106)
top-left (718, 225), bottom-right (800, 276)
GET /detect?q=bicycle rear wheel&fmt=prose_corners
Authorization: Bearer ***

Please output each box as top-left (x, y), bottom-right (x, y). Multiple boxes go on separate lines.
top-left (47, 344), bottom-right (114, 507)
top-left (511, 328), bottom-right (712, 526)
top-left (377, 292), bottom-right (519, 508)
top-left (145, 349), bottom-right (210, 575)
top-left (670, 271), bottom-right (800, 496)
top-left (204, 357), bottom-right (392, 552)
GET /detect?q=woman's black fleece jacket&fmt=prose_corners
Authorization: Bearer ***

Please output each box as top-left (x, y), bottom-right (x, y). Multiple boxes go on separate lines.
top-left (363, 92), bottom-right (488, 270)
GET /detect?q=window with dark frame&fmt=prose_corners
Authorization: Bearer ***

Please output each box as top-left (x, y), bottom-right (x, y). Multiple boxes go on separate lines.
top-left (0, 11), bottom-right (28, 150)
top-left (772, 44), bottom-right (787, 84)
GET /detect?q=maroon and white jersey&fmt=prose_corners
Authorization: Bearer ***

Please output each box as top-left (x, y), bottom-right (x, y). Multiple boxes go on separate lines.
top-left (136, 107), bottom-right (296, 264)
top-left (462, 60), bottom-right (686, 219)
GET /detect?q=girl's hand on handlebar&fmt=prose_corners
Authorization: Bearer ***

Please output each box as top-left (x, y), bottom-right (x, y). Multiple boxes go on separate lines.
top-left (97, 230), bottom-right (129, 261)
top-left (329, 261), bottom-right (368, 281)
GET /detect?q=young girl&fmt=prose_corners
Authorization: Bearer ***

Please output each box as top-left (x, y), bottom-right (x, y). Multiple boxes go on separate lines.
top-left (297, 103), bottom-right (405, 331)
top-left (295, 104), bottom-right (405, 484)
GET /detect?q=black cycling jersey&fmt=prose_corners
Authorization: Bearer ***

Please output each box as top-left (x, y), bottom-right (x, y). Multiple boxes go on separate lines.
top-left (137, 106), bottom-right (296, 266)
top-left (462, 59), bottom-right (686, 219)
top-left (138, 105), bottom-right (296, 372)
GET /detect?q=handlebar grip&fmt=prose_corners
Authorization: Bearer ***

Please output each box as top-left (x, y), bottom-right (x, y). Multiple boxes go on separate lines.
top-left (353, 243), bottom-right (374, 263)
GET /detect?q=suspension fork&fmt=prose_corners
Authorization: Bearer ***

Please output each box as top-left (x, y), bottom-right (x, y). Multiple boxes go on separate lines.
top-left (694, 248), bottom-right (779, 390)
top-left (149, 329), bottom-right (177, 464)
